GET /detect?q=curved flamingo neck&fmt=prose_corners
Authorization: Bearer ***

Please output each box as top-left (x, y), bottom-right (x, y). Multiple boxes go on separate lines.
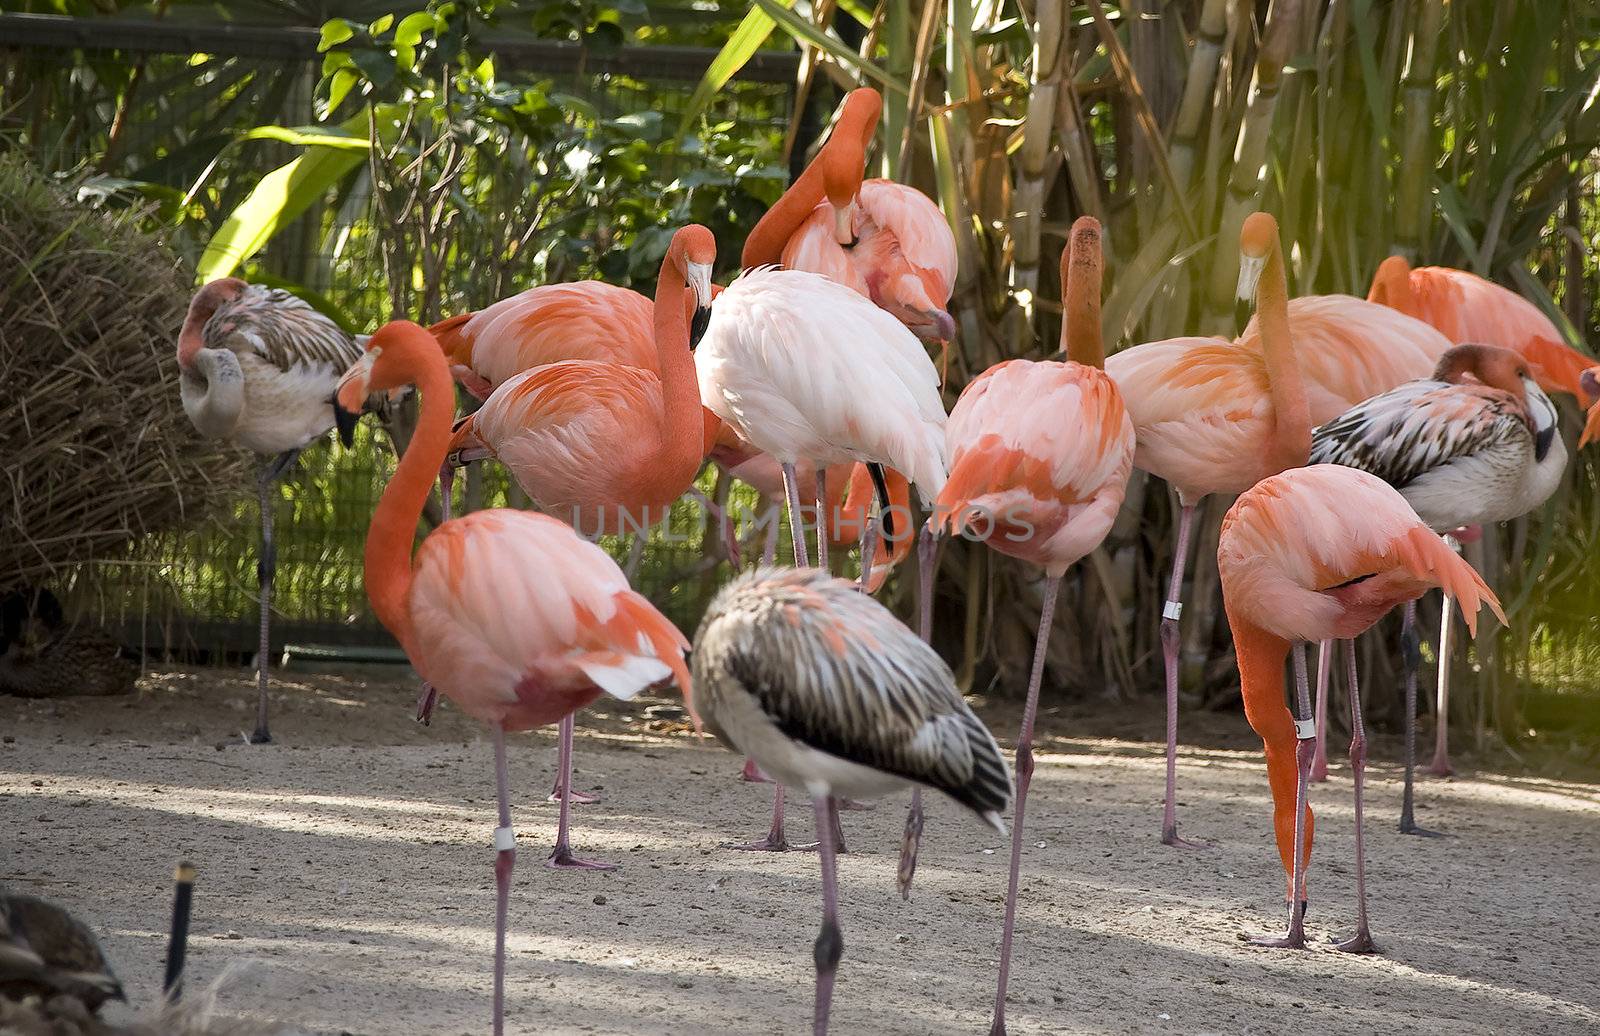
top-left (1061, 223), bottom-right (1105, 369)
top-left (177, 280), bottom-right (240, 368)
top-left (1367, 256), bottom-right (1419, 317)
top-left (365, 346), bottom-right (454, 659)
top-left (653, 253), bottom-right (707, 469)
top-left (740, 89), bottom-right (881, 267)
top-left (1228, 611), bottom-right (1302, 893)
top-left (1257, 237), bottom-right (1311, 473)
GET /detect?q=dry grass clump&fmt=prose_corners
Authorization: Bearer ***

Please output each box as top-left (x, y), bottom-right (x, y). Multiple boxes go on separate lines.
top-left (0, 154), bottom-right (246, 593)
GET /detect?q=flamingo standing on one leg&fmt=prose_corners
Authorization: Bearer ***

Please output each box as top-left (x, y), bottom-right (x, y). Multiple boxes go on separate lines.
top-left (333, 321), bottom-right (690, 1035)
top-left (1218, 463), bottom-right (1503, 951)
top-left (691, 566), bottom-right (1011, 1036)
top-left (1366, 255), bottom-right (1595, 777)
top-left (1310, 343), bottom-right (1565, 833)
top-left (1105, 212), bottom-right (1313, 847)
top-left (742, 88), bottom-right (958, 347)
top-left (696, 265), bottom-right (948, 851)
top-left (440, 226), bottom-right (714, 868)
top-left (177, 279), bottom-right (383, 745)
top-left (934, 217), bottom-right (1132, 1035)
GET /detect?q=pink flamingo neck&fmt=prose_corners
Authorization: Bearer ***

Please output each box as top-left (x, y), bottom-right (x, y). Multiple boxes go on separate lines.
top-left (1367, 255), bottom-right (1419, 317)
top-left (653, 240), bottom-right (711, 471)
top-left (1255, 229), bottom-right (1312, 474)
top-left (1061, 216), bottom-right (1105, 370)
top-left (177, 277), bottom-right (245, 368)
top-left (364, 340), bottom-right (455, 660)
top-left (1229, 611), bottom-right (1308, 894)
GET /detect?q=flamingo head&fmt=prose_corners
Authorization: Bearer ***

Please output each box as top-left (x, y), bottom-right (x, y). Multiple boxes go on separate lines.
top-left (1236, 212), bottom-right (1280, 305)
top-left (444, 412), bottom-right (492, 469)
top-left (177, 276), bottom-right (248, 369)
top-left (337, 320), bottom-right (431, 415)
top-left (669, 224), bottom-right (716, 343)
top-left (1368, 255), bottom-right (1418, 315)
top-left (1436, 343), bottom-right (1559, 459)
top-left (821, 89), bottom-right (880, 246)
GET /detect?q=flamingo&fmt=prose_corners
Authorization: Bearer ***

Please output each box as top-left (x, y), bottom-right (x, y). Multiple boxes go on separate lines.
top-left (933, 216), bottom-right (1132, 1035)
top-left (1105, 212), bottom-right (1312, 847)
top-left (743, 88), bottom-right (958, 346)
top-left (691, 566), bottom-right (1011, 1036)
top-left (1218, 463), bottom-right (1503, 951)
top-left (177, 278), bottom-right (383, 745)
top-left (695, 264), bottom-right (948, 850)
top-left (1582, 367), bottom-right (1600, 447)
top-left (1309, 343), bottom-right (1565, 832)
top-left (1368, 256), bottom-right (1595, 402)
top-left (1366, 255), bottom-right (1596, 777)
top-left (437, 226), bottom-right (713, 868)
top-left (332, 320), bottom-right (690, 1035)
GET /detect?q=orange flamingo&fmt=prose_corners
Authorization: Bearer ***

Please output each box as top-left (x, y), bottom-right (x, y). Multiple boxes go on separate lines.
top-left (332, 320), bottom-right (691, 1035)
top-left (1105, 212), bottom-right (1312, 848)
top-left (438, 226), bottom-right (713, 868)
top-left (1369, 256), bottom-right (1595, 402)
top-left (1218, 463), bottom-right (1503, 951)
top-left (743, 88), bottom-right (957, 345)
top-left (1582, 367), bottom-right (1600, 447)
top-left (935, 217), bottom-right (1133, 1036)
top-left (1366, 255), bottom-right (1597, 777)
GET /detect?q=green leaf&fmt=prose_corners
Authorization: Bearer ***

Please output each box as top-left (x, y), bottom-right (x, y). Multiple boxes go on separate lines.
top-left (318, 19), bottom-right (354, 52)
top-left (368, 13), bottom-right (394, 36)
top-left (753, 0), bottom-right (909, 94)
top-left (198, 108), bottom-right (394, 283)
top-left (675, 2), bottom-right (787, 138)
top-left (327, 69), bottom-right (359, 114)
top-left (394, 11), bottom-right (434, 46)
top-left (238, 125), bottom-right (373, 151)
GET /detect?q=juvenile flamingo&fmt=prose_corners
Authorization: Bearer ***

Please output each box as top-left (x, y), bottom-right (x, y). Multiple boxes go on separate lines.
top-left (1105, 212), bottom-right (1312, 847)
top-left (1310, 343), bottom-right (1564, 832)
top-left (1367, 255), bottom-right (1594, 776)
top-left (934, 217), bottom-right (1132, 1035)
top-left (696, 264), bottom-right (948, 849)
top-left (743, 88), bottom-right (958, 346)
top-left (177, 279), bottom-right (381, 744)
top-left (440, 226), bottom-right (713, 868)
top-left (692, 566), bottom-right (1011, 1036)
top-left (333, 321), bottom-right (690, 1035)
top-left (1218, 463), bottom-right (1503, 951)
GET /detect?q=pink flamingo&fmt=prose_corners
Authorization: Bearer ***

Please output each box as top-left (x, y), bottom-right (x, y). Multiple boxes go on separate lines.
top-left (333, 319), bottom-right (690, 1035)
top-left (743, 88), bottom-right (958, 346)
top-left (1310, 343), bottom-right (1564, 832)
top-left (1105, 212), bottom-right (1312, 847)
top-left (177, 278), bottom-right (381, 744)
top-left (440, 226), bottom-right (713, 868)
top-left (1219, 463), bottom-right (1502, 951)
top-left (935, 217), bottom-right (1132, 1035)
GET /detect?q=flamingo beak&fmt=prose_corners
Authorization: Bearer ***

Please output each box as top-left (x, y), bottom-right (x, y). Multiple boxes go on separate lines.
top-left (1236, 253), bottom-right (1267, 305)
top-left (1522, 376), bottom-right (1558, 461)
top-left (686, 261), bottom-right (713, 347)
top-left (832, 202), bottom-right (856, 246)
top-left (334, 347), bottom-right (378, 433)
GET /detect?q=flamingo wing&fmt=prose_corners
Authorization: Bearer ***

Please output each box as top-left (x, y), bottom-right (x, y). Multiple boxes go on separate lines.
top-left (856, 179), bottom-right (957, 304)
top-left (1309, 380), bottom-right (1527, 490)
top-left (210, 286), bottom-right (362, 373)
top-left (408, 509), bottom-right (690, 729)
top-left (696, 567), bottom-right (1011, 819)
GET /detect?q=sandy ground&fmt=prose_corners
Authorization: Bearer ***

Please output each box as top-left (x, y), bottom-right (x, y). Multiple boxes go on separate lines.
top-left (2, 664), bottom-right (1598, 1036)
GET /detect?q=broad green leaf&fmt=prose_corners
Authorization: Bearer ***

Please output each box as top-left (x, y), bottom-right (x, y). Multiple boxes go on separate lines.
top-left (675, 2), bottom-right (788, 137)
top-left (368, 13), bottom-right (394, 36)
top-left (754, 0), bottom-right (909, 94)
top-left (394, 11), bottom-right (434, 46)
top-left (327, 69), bottom-right (358, 114)
top-left (318, 19), bottom-right (354, 52)
top-left (198, 108), bottom-right (394, 283)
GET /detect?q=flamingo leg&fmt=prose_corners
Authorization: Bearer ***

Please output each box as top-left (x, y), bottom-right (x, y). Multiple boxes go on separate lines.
top-left (249, 450), bottom-right (297, 745)
top-left (1252, 643), bottom-right (1314, 950)
top-left (1335, 638), bottom-right (1377, 953)
top-left (1429, 587), bottom-right (1456, 777)
top-left (546, 714), bottom-right (614, 870)
top-left (1160, 503), bottom-right (1204, 847)
top-left (898, 526), bottom-right (938, 899)
top-left (856, 515), bottom-right (878, 595)
top-left (739, 758), bottom-right (773, 783)
top-left (760, 518), bottom-right (779, 566)
top-left (440, 463), bottom-right (454, 523)
top-left (989, 574), bottom-right (1059, 1036)
top-left (727, 781), bottom-right (817, 853)
top-left (547, 714), bottom-right (599, 804)
top-left (1310, 640), bottom-right (1332, 782)
top-left (491, 722), bottom-right (515, 1036)
top-left (687, 487), bottom-right (742, 568)
top-left (815, 469), bottom-right (830, 572)
top-left (1398, 601), bottom-right (1441, 836)
top-left (782, 462), bottom-right (812, 568)
top-left (811, 795), bottom-right (844, 1036)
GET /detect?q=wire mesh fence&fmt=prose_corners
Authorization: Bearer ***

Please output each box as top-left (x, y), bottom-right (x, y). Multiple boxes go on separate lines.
top-left (2, 18), bottom-right (798, 659)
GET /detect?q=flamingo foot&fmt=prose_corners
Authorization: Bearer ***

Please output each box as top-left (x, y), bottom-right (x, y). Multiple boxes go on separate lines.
top-left (547, 787), bottom-right (600, 805)
top-left (738, 758), bottom-right (773, 784)
top-left (835, 798), bottom-right (874, 812)
top-left (1159, 825), bottom-right (1210, 850)
top-left (1426, 755), bottom-right (1454, 778)
top-left (1333, 929), bottom-right (1377, 954)
top-left (1309, 759), bottom-right (1330, 783)
top-left (416, 683), bottom-right (439, 725)
top-left (245, 728), bottom-right (272, 745)
top-left (1399, 816), bottom-right (1447, 838)
top-left (1249, 903), bottom-right (1309, 949)
top-left (545, 846), bottom-right (617, 871)
top-left (723, 833), bottom-right (818, 853)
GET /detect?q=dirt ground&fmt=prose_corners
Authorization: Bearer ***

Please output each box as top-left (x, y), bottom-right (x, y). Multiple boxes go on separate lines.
top-left (2, 664), bottom-right (1598, 1036)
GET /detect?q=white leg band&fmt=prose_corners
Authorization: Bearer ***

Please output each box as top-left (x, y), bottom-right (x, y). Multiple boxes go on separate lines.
top-left (494, 826), bottom-right (516, 851)
top-left (1294, 719), bottom-right (1316, 741)
top-left (1162, 601), bottom-right (1183, 621)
